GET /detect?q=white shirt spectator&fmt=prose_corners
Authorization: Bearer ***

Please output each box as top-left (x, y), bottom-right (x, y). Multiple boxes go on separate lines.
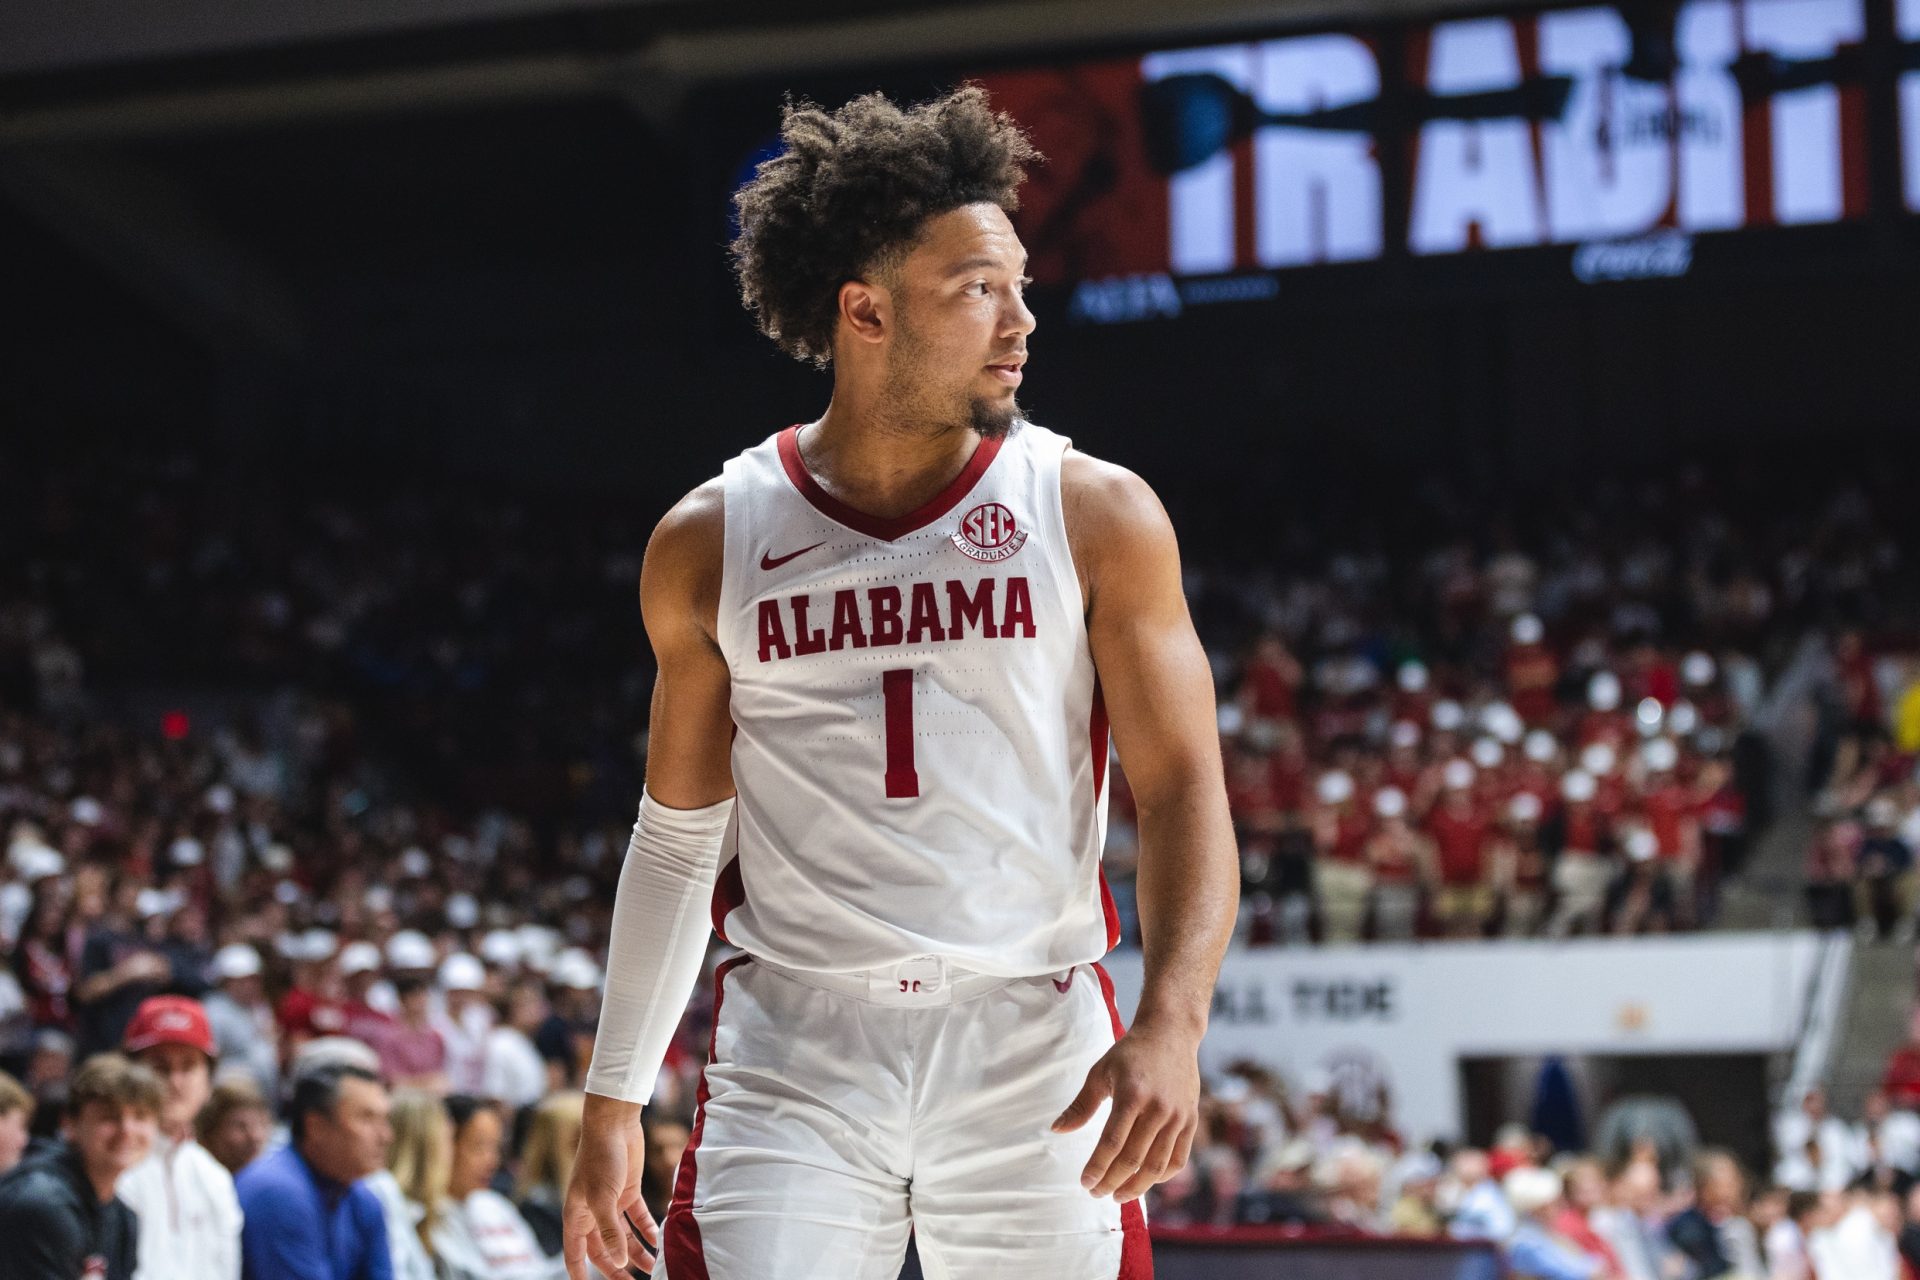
top-left (118, 1130), bottom-right (243, 1280)
top-left (481, 1024), bottom-right (547, 1111)
top-left (431, 1188), bottom-right (565, 1280)
top-left (362, 1170), bottom-right (438, 1280)
top-left (1764, 1216), bottom-right (1811, 1280)
top-left (1773, 1098), bottom-right (1855, 1191)
top-left (1808, 1201), bottom-right (1900, 1280)
top-left (1852, 1108), bottom-right (1920, 1176)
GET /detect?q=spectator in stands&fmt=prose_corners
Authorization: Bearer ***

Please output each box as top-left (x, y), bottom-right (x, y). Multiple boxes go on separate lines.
top-left (1319, 1144), bottom-right (1388, 1230)
top-left (1608, 829), bottom-right (1680, 935)
top-left (1310, 771), bottom-right (1371, 943)
top-left (1429, 762), bottom-right (1493, 938)
top-left (640, 1113), bottom-right (691, 1228)
top-left (1503, 1166), bottom-right (1604, 1280)
top-left (117, 996), bottom-right (242, 1280)
top-left (1855, 797), bottom-right (1917, 942)
top-left (375, 976), bottom-right (447, 1093)
top-left (1763, 1187), bottom-right (1827, 1280)
top-left (1387, 1150), bottom-right (1445, 1235)
top-left (1497, 792), bottom-right (1551, 937)
top-left (1589, 1159), bottom-right (1668, 1280)
top-left (431, 1095), bottom-right (560, 1278)
top-left (1546, 770), bottom-right (1614, 936)
top-left (71, 881), bottom-right (176, 1058)
top-left (196, 1078), bottom-right (272, 1177)
top-left (1366, 788), bottom-right (1430, 942)
top-left (1808, 1188), bottom-right (1902, 1280)
top-left (514, 1092), bottom-right (583, 1258)
top-left (1885, 1035), bottom-right (1920, 1110)
top-left (201, 945), bottom-right (279, 1093)
top-left (1447, 1148), bottom-right (1517, 1241)
top-left (1552, 1157), bottom-right (1625, 1276)
top-left (1667, 1149), bottom-right (1764, 1278)
top-left (482, 980), bottom-right (550, 1112)
top-left (1898, 1182), bottom-right (1920, 1278)
top-left (9, 886), bottom-right (72, 1037)
top-left (365, 1089), bottom-right (444, 1280)
top-left (0, 1053), bottom-right (160, 1280)
top-left (1773, 1086), bottom-right (1855, 1192)
top-left (1851, 1089), bottom-right (1920, 1188)
top-left (339, 943), bottom-right (396, 1046)
top-left (236, 1061), bottom-right (394, 1280)
top-left (0, 1072), bottom-right (32, 1176)
top-left (433, 955), bottom-right (490, 1097)
top-left (1234, 1137), bottom-right (1325, 1227)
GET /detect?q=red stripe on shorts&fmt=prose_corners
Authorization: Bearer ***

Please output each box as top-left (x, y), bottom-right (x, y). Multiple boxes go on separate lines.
top-left (663, 954), bottom-right (751, 1279)
top-left (1092, 961), bottom-right (1155, 1278)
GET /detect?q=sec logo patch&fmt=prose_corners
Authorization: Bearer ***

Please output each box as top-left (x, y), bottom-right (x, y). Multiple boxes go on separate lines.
top-left (952, 502), bottom-right (1028, 562)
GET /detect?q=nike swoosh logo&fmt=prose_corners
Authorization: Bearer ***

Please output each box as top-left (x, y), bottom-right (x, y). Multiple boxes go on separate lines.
top-left (760, 542), bottom-right (826, 571)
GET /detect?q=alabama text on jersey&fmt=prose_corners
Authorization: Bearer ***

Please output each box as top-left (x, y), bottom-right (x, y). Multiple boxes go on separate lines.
top-left (711, 422), bottom-right (1119, 975)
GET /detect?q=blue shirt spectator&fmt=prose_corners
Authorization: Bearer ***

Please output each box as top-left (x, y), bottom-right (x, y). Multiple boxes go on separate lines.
top-left (1507, 1220), bottom-right (1603, 1280)
top-left (237, 1064), bottom-right (394, 1280)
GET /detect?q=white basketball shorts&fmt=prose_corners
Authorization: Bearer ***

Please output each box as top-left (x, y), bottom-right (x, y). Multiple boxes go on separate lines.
top-left (657, 953), bottom-right (1152, 1279)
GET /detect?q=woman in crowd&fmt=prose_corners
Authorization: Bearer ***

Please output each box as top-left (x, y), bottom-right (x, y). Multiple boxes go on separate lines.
top-left (514, 1091), bottom-right (583, 1258)
top-left (366, 1087), bottom-right (447, 1280)
top-left (434, 1094), bottom-right (564, 1280)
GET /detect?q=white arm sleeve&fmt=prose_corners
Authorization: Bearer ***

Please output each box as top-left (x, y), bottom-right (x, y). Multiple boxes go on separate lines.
top-left (583, 789), bottom-right (734, 1103)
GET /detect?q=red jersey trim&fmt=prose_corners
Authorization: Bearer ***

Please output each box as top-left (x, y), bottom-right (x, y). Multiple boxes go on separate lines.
top-left (663, 954), bottom-right (751, 1280)
top-left (776, 424), bottom-right (1005, 542)
top-left (1092, 961), bottom-right (1155, 1278)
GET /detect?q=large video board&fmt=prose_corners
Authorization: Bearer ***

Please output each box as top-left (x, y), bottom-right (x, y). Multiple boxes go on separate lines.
top-left (953, 0), bottom-right (1919, 318)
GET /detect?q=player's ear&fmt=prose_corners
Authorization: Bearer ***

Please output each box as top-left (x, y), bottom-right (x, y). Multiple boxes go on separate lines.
top-left (838, 279), bottom-right (890, 347)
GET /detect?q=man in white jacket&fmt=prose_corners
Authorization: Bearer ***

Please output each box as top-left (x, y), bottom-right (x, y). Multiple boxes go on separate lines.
top-left (116, 995), bottom-right (243, 1280)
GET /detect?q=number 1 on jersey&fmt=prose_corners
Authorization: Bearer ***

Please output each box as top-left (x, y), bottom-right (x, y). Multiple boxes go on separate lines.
top-left (882, 668), bottom-right (920, 799)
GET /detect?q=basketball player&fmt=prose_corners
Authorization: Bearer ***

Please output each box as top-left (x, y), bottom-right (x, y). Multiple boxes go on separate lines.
top-left (562, 88), bottom-right (1238, 1280)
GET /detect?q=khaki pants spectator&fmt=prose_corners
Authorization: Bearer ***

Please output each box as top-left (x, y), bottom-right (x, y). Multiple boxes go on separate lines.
top-left (1855, 869), bottom-right (1920, 938)
top-left (1504, 888), bottom-right (1546, 937)
top-left (1318, 860), bottom-right (1373, 943)
top-left (1549, 853), bottom-right (1612, 937)
top-left (1373, 882), bottom-right (1421, 942)
top-left (1435, 884), bottom-right (1492, 937)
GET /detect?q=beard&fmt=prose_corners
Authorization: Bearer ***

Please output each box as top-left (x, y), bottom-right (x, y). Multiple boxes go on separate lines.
top-left (968, 392), bottom-right (1020, 440)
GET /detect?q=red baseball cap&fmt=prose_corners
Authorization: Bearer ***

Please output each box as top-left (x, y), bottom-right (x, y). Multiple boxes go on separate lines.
top-left (123, 995), bottom-right (216, 1057)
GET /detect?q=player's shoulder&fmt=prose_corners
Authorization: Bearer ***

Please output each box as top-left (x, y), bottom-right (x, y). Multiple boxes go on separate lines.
top-left (647, 477), bottom-right (724, 567)
top-left (1060, 446), bottom-right (1174, 550)
top-left (640, 477), bottom-right (725, 613)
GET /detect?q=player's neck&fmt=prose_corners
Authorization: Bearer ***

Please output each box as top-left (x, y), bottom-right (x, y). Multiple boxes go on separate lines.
top-left (802, 396), bottom-right (982, 519)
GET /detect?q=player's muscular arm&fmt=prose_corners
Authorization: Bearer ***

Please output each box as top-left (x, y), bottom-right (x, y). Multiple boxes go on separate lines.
top-left (637, 479), bottom-right (735, 808)
top-left (567, 480), bottom-right (733, 1280)
top-left (1051, 451), bottom-right (1239, 1204)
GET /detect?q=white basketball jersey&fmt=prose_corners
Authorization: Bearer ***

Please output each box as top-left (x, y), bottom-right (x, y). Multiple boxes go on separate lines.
top-left (711, 421), bottom-right (1117, 976)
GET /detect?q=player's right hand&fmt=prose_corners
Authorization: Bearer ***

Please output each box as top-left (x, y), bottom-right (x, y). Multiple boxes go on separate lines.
top-left (564, 1097), bottom-right (655, 1279)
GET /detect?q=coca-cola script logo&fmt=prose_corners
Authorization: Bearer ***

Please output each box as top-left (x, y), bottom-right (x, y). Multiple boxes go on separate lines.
top-left (951, 502), bottom-right (1028, 563)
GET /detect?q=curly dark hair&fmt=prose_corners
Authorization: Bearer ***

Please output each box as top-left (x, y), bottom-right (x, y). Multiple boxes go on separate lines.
top-left (731, 86), bottom-right (1039, 367)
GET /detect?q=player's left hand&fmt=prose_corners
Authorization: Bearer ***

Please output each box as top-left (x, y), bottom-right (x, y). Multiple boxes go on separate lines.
top-left (1051, 1022), bottom-right (1200, 1202)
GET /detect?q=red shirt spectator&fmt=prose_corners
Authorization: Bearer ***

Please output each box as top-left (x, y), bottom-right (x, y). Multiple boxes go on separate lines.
top-left (1885, 1039), bottom-right (1920, 1109)
top-left (1427, 800), bottom-right (1490, 887)
top-left (1240, 636), bottom-right (1302, 723)
top-left (1643, 781), bottom-right (1699, 860)
top-left (1506, 644), bottom-right (1561, 726)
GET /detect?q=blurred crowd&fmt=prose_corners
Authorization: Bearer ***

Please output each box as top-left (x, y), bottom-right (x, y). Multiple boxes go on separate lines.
top-left (1149, 1062), bottom-right (1920, 1279)
top-left (2, 437), bottom-right (1919, 1275)
top-left (1803, 652), bottom-right (1920, 940)
top-left (0, 997), bottom-right (687, 1279)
